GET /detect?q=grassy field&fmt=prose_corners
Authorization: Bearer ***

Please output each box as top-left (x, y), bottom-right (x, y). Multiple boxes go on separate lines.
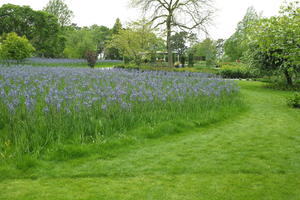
top-left (0, 81), bottom-right (299, 199)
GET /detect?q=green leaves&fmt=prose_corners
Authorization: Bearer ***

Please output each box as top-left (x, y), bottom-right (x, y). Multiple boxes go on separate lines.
top-left (63, 29), bottom-right (97, 59)
top-left (190, 38), bottom-right (217, 67)
top-left (253, 4), bottom-right (300, 63)
top-left (0, 32), bottom-right (35, 62)
top-left (0, 4), bottom-right (64, 58)
top-left (224, 7), bottom-right (261, 61)
top-left (43, 0), bottom-right (74, 27)
top-left (108, 20), bottom-right (163, 65)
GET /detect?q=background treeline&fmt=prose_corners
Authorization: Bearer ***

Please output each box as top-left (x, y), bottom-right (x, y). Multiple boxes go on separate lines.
top-left (0, 0), bottom-right (299, 87)
top-left (0, 2), bottom-right (135, 60)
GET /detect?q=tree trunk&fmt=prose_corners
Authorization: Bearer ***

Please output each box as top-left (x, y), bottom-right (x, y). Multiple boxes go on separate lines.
top-left (166, 19), bottom-right (173, 68)
top-left (284, 69), bottom-right (293, 86)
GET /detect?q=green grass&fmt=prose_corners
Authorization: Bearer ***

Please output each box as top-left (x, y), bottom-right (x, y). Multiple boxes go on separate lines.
top-left (1, 81), bottom-right (300, 199)
top-left (117, 64), bottom-right (220, 74)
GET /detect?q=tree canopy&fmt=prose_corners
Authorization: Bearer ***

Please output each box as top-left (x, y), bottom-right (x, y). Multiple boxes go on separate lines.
top-left (105, 18), bottom-right (124, 60)
top-left (109, 20), bottom-right (164, 65)
top-left (170, 32), bottom-right (188, 56)
top-left (246, 1), bottom-right (300, 85)
top-left (191, 38), bottom-right (217, 67)
top-left (44, 0), bottom-right (74, 27)
top-left (0, 4), bottom-right (65, 57)
top-left (131, 0), bottom-right (215, 67)
top-left (224, 7), bottom-right (261, 61)
top-left (63, 27), bottom-right (97, 59)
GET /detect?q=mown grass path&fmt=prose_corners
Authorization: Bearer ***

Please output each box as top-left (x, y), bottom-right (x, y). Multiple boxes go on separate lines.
top-left (1, 81), bottom-right (300, 200)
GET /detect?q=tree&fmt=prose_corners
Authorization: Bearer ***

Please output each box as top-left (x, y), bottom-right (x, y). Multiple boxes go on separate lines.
top-left (0, 32), bottom-right (35, 63)
top-left (131, 0), bottom-right (215, 67)
top-left (191, 38), bottom-right (217, 67)
top-left (215, 39), bottom-right (225, 60)
top-left (112, 18), bottom-right (123, 34)
top-left (170, 32), bottom-right (189, 66)
top-left (89, 25), bottom-right (111, 58)
top-left (0, 4), bottom-right (65, 57)
top-left (187, 52), bottom-right (194, 67)
top-left (109, 20), bottom-right (161, 65)
top-left (63, 25), bottom-right (112, 59)
top-left (105, 18), bottom-right (123, 60)
top-left (63, 28), bottom-right (96, 58)
top-left (44, 0), bottom-right (74, 28)
top-left (170, 32), bottom-right (188, 57)
top-left (246, 1), bottom-right (300, 86)
top-left (224, 7), bottom-right (261, 61)
top-left (33, 10), bottom-right (66, 57)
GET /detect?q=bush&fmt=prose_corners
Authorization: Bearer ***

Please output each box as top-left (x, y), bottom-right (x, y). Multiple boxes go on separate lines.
top-left (0, 32), bottom-right (35, 63)
top-left (287, 93), bottom-right (300, 108)
top-left (218, 63), bottom-right (260, 79)
top-left (85, 51), bottom-right (97, 68)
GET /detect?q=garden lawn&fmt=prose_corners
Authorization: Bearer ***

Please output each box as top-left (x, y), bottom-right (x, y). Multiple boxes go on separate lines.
top-left (0, 81), bottom-right (300, 200)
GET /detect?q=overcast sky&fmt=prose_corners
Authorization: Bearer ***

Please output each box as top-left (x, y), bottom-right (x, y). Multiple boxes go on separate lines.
top-left (0, 0), bottom-right (289, 39)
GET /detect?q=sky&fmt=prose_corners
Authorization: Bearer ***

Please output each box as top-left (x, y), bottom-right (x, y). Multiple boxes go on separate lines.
top-left (0, 0), bottom-right (289, 40)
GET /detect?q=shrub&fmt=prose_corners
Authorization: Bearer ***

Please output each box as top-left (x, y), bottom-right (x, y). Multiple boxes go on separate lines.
top-left (85, 50), bottom-right (97, 68)
top-left (287, 93), bottom-right (300, 108)
top-left (218, 64), bottom-right (260, 79)
top-left (0, 32), bottom-right (35, 63)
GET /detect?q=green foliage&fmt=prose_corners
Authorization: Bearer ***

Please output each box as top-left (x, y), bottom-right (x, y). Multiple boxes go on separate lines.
top-left (188, 53), bottom-right (194, 67)
top-left (43, 0), bottom-right (74, 27)
top-left (0, 4), bottom-right (64, 57)
top-left (109, 20), bottom-right (163, 65)
top-left (63, 24), bottom-right (111, 59)
top-left (63, 28), bottom-right (97, 58)
top-left (218, 64), bottom-right (260, 79)
top-left (89, 25), bottom-right (111, 57)
top-left (190, 38), bottom-right (217, 67)
top-left (114, 63), bottom-right (219, 74)
top-left (131, 0), bottom-right (215, 67)
top-left (224, 33), bottom-right (244, 61)
top-left (85, 51), bottom-right (97, 68)
top-left (224, 7), bottom-right (261, 61)
top-left (170, 32), bottom-right (193, 67)
top-left (0, 32), bottom-right (35, 62)
top-left (246, 1), bottom-right (300, 86)
top-left (215, 39), bottom-right (225, 60)
top-left (112, 18), bottom-right (123, 34)
top-left (170, 32), bottom-right (188, 56)
top-left (287, 93), bottom-right (300, 108)
top-left (105, 18), bottom-right (123, 60)
top-left (109, 29), bottom-right (142, 65)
